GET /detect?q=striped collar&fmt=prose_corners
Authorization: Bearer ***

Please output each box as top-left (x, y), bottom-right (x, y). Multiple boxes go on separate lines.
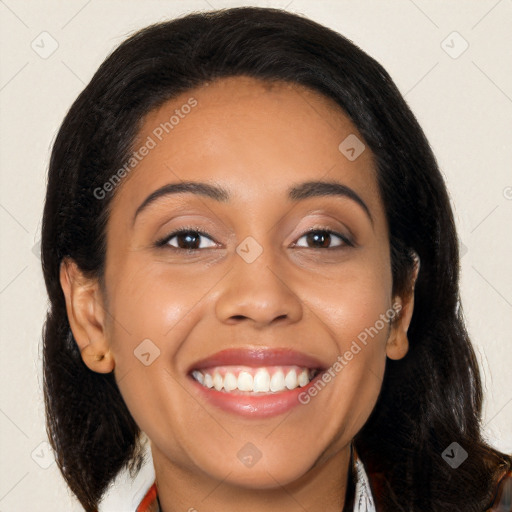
top-left (352, 447), bottom-right (377, 512)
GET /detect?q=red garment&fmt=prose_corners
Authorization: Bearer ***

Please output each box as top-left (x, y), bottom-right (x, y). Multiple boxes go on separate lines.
top-left (136, 465), bottom-right (512, 511)
top-left (136, 481), bottom-right (159, 512)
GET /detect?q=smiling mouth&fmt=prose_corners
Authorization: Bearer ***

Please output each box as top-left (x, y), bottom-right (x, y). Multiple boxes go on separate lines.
top-left (187, 347), bottom-right (327, 417)
top-left (191, 365), bottom-right (320, 394)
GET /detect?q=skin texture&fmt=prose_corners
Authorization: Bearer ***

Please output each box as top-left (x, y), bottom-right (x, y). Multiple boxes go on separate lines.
top-left (60, 76), bottom-right (416, 512)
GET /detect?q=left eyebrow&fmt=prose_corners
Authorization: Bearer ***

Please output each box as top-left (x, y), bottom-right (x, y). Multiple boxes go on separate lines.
top-left (131, 179), bottom-right (373, 227)
top-left (288, 180), bottom-right (373, 225)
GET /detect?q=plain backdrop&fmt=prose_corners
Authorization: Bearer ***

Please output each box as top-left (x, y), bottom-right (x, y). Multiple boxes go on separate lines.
top-left (1, 0), bottom-right (511, 510)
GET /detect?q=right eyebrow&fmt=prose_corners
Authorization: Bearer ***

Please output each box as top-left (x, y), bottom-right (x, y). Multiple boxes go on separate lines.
top-left (132, 182), bottom-right (229, 227)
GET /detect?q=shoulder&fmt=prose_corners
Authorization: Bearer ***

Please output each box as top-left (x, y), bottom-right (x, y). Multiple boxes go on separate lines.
top-left (363, 462), bottom-right (512, 512)
top-left (135, 467), bottom-right (512, 512)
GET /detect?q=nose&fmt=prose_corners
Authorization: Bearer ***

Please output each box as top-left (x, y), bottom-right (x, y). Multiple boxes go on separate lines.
top-left (215, 246), bottom-right (303, 329)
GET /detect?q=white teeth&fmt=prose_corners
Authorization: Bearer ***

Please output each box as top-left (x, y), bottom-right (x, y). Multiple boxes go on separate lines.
top-left (223, 372), bottom-right (237, 391)
top-left (192, 370), bottom-right (204, 385)
top-left (192, 366), bottom-right (317, 393)
top-left (237, 371), bottom-right (253, 391)
top-left (298, 369), bottom-right (309, 387)
top-left (204, 373), bottom-right (213, 388)
top-left (285, 369), bottom-right (298, 390)
top-left (213, 372), bottom-right (223, 391)
top-left (253, 369), bottom-right (271, 392)
top-left (270, 370), bottom-right (285, 392)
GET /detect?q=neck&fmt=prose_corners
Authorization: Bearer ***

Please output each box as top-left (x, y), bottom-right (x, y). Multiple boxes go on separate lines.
top-left (152, 443), bottom-right (352, 512)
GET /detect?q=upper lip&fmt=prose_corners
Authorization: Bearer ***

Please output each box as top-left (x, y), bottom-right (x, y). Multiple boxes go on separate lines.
top-left (188, 347), bottom-right (327, 373)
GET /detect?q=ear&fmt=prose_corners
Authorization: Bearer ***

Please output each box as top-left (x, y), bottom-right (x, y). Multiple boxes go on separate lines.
top-left (59, 257), bottom-right (115, 373)
top-left (386, 253), bottom-right (420, 361)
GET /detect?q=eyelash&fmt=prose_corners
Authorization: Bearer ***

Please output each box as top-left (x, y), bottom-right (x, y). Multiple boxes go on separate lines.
top-left (154, 225), bottom-right (354, 251)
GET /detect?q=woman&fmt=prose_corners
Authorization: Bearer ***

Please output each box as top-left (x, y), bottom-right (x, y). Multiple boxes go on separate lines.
top-left (41, 7), bottom-right (512, 511)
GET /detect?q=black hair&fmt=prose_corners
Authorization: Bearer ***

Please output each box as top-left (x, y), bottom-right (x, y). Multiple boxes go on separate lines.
top-left (41, 7), bottom-right (511, 511)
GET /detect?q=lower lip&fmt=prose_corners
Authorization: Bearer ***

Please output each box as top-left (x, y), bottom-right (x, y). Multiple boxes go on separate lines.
top-left (189, 372), bottom-right (324, 419)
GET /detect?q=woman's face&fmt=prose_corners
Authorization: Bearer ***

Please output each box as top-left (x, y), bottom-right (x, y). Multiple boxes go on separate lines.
top-left (87, 76), bottom-right (410, 488)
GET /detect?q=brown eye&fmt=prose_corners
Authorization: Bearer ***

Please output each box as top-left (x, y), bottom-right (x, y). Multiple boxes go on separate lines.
top-left (294, 229), bottom-right (351, 249)
top-left (161, 229), bottom-right (217, 250)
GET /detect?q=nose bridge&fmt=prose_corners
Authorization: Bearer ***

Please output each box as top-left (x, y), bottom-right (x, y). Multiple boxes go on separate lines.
top-left (214, 235), bottom-right (303, 327)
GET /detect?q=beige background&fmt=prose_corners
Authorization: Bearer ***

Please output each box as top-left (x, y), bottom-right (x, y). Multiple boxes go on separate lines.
top-left (1, 0), bottom-right (511, 510)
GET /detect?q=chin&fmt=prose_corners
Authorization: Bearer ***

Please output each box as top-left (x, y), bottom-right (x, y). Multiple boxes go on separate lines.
top-left (195, 447), bottom-right (322, 490)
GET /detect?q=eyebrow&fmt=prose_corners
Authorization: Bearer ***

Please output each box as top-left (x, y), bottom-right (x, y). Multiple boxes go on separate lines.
top-left (131, 180), bottom-right (373, 227)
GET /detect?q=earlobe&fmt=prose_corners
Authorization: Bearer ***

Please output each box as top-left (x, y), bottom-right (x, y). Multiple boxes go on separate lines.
top-left (386, 333), bottom-right (409, 360)
top-left (59, 258), bottom-right (115, 373)
top-left (386, 252), bottom-right (420, 361)
top-left (386, 296), bottom-right (410, 361)
top-left (80, 344), bottom-right (115, 373)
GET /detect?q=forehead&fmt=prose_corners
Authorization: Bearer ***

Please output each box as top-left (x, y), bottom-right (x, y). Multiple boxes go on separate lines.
top-left (110, 75), bottom-right (381, 222)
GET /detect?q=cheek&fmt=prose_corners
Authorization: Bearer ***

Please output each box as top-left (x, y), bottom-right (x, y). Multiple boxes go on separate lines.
top-left (295, 254), bottom-right (393, 432)
top-left (307, 309), bottom-right (389, 448)
top-left (103, 259), bottom-right (219, 427)
top-left (298, 249), bottom-right (393, 351)
top-left (106, 259), bottom-right (219, 357)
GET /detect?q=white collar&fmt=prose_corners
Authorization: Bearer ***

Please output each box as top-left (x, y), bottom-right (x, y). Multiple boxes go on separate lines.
top-left (353, 453), bottom-right (377, 512)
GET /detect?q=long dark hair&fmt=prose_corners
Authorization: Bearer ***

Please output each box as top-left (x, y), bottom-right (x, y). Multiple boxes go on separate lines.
top-left (41, 7), bottom-right (511, 511)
